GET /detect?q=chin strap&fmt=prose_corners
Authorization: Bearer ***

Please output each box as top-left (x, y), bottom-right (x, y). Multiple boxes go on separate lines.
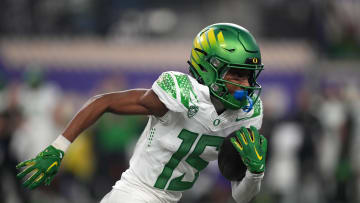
top-left (234, 90), bottom-right (254, 112)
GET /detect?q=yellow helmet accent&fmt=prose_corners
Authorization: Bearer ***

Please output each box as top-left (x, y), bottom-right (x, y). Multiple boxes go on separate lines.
top-left (217, 31), bottom-right (225, 47)
top-left (199, 33), bottom-right (210, 52)
top-left (208, 28), bottom-right (217, 47)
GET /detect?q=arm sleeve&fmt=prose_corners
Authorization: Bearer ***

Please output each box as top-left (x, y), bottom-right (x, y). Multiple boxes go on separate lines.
top-left (231, 170), bottom-right (264, 203)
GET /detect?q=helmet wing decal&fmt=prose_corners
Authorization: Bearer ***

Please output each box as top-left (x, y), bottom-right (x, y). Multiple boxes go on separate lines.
top-left (207, 28), bottom-right (217, 48)
top-left (199, 33), bottom-right (210, 52)
top-left (217, 31), bottom-right (225, 48)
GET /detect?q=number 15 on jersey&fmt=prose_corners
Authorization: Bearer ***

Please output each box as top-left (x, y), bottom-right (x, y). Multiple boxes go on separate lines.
top-left (154, 129), bottom-right (224, 191)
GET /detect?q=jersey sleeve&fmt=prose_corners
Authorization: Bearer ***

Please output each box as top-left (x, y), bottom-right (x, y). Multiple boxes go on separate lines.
top-left (231, 170), bottom-right (264, 203)
top-left (152, 71), bottom-right (200, 113)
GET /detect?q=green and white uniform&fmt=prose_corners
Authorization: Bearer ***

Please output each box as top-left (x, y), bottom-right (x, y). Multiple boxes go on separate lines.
top-left (110, 71), bottom-right (263, 203)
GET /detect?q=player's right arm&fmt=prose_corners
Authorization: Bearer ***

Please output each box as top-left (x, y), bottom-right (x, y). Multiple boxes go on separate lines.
top-left (16, 89), bottom-right (168, 189)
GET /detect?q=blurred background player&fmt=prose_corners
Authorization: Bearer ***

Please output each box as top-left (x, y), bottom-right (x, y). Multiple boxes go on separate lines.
top-left (0, 71), bottom-right (29, 203)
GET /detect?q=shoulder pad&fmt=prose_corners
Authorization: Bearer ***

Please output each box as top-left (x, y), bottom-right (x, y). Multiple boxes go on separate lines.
top-left (153, 71), bottom-right (201, 112)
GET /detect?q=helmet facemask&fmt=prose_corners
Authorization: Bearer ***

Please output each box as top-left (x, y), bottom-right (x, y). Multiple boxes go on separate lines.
top-left (189, 54), bottom-right (263, 110)
top-left (188, 23), bottom-right (264, 111)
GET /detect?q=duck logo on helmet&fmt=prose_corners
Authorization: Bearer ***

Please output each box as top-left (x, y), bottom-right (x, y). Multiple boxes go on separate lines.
top-left (252, 58), bottom-right (258, 64)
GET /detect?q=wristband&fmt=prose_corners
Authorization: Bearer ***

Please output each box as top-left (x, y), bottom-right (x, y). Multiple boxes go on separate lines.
top-left (245, 170), bottom-right (264, 180)
top-left (51, 135), bottom-right (71, 153)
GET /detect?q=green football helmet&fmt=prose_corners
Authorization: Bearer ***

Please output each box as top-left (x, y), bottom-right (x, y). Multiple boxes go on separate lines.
top-left (188, 23), bottom-right (264, 110)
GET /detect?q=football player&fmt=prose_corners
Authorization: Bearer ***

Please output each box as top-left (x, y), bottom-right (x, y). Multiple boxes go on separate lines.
top-left (16, 23), bottom-right (267, 203)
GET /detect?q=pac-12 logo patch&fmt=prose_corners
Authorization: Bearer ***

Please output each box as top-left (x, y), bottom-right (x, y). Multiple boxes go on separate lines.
top-left (187, 105), bottom-right (199, 118)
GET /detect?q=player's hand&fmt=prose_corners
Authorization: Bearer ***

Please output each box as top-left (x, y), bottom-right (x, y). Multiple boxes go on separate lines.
top-left (230, 126), bottom-right (267, 174)
top-left (16, 145), bottom-right (64, 189)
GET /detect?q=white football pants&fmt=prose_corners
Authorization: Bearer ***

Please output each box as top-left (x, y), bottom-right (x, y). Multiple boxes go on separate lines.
top-left (100, 188), bottom-right (157, 203)
top-left (99, 178), bottom-right (175, 203)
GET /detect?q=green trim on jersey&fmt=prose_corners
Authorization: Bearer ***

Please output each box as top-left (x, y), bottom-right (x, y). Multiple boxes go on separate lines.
top-left (175, 74), bottom-right (198, 109)
top-left (157, 73), bottom-right (177, 99)
top-left (148, 128), bottom-right (156, 147)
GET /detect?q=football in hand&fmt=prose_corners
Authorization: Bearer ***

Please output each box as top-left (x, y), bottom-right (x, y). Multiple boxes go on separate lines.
top-left (218, 131), bottom-right (247, 181)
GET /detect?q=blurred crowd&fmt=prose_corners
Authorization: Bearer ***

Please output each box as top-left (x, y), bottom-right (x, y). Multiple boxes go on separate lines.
top-left (259, 80), bottom-right (360, 203)
top-left (1, 0), bottom-right (359, 59)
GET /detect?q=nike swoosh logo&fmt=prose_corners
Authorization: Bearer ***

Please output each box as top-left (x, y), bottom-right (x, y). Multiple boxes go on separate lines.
top-left (46, 161), bottom-right (58, 173)
top-left (254, 147), bottom-right (263, 160)
top-left (223, 48), bottom-right (236, 52)
top-left (235, 116), bottom-right (253, 122)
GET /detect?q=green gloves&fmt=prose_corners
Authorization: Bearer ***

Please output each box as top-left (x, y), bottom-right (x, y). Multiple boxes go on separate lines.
top-left (16, 145), bottom-right (64, 189)
top-left (230, 126), bottom-right (267, 174)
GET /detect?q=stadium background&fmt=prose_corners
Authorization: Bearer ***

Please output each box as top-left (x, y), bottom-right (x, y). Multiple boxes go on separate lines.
top-left (0, 0), bottom-right (359, 203)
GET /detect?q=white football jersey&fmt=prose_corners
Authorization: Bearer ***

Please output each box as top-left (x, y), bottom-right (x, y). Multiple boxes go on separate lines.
top-left (115, 71), bottom-right (263, 202)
